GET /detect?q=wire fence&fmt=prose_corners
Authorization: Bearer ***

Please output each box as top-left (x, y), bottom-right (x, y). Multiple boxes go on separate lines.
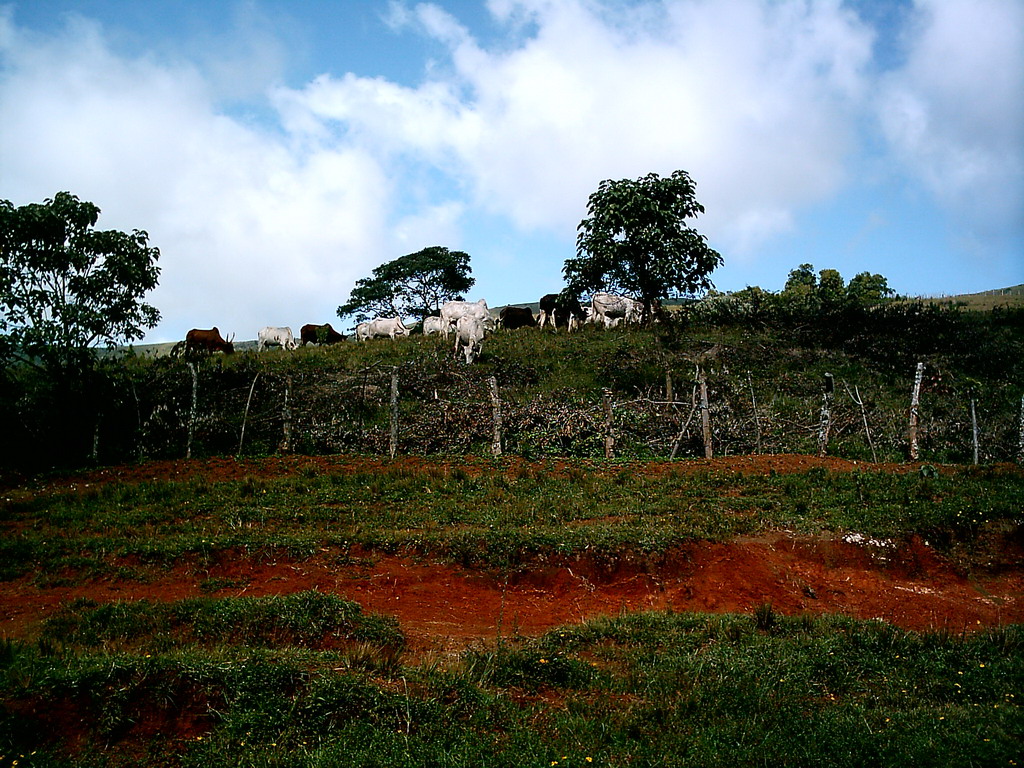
top-left (71, 358), bottom-right (1024, 467)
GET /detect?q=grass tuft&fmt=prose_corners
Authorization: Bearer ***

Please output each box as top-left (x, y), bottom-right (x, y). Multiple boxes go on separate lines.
top-left (42, 591), bottom-right (405, 653)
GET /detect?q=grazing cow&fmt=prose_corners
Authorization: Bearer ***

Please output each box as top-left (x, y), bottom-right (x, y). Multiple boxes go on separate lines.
top-left (590, 292), bottom-right (642, 328)
top-left (180, 327), bottom-right (235, 355)
top-left (300, 323), bottom-right (346, 345)
top-left (422, 316), bottom-right (445, 335)
top-left (358, 317), bottom-right (410, 341)
top-left (453, 315), bottom-right (486, 364)
top-left (538, 293), bottom-right (586, 331)
top-left (440, 299), bottom-right (493, 338)
top-left (257, 326), bottom-right (297, 351)
top-left (499, 305), bottom-right (536, 330)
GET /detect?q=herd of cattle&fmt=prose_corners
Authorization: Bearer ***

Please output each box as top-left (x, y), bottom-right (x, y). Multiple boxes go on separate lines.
top-left (174, 292), bottom-right (651, 364)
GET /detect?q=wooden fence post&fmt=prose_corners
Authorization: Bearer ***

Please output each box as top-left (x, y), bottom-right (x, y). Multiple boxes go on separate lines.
top-left (238, 372), bottom-right (261, 456)
top-left (845, 382), bottom-right (877, 463)
top-left (281, 376), bottom-right (292, 453)
top-left (1018, 395), bottom-right (1024, 465)
top-left (186, 362), bottom-right (197, 460)
top-left (489, 376), bottom-right (502, 457)
top-left (389, 369), bottom-right (399, 459)
top-left (817, 373), bottom-right (834, 457)
top-left (665, 369), bottom-right (674, 402)
top-left (91, 417), bottom-right (101, 464)
top-left (669, 386), bottom-right (700, 460)
top-left (970, 397), bottom-right (979, 465)
top-left (602, 388), bottom-right (615, 459)
top-left (747, 371), bottom-right (762, 455)
top-left (908, 362), bottom-right (924, 461)
top-left (698, 365), bottom-right (712, 459)
top-left (131, 381), bottom-right (144, 463)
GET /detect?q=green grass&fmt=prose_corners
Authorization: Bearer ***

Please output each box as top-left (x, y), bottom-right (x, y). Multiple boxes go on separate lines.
top-left (41, 590), bottom-right (405, 654)
top-left (1, 460), bottom-right (1021, 765)
top-left (919, 284), bottom-right (1024, 311)
top-left (2, 462), bottom-right (1021, 581)
top-left (2, 608), bottom-right (1020, 767)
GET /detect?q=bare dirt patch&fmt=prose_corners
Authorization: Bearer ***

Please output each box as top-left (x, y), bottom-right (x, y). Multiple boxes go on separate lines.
top-left (3, 455), bottom-right (1022, 653)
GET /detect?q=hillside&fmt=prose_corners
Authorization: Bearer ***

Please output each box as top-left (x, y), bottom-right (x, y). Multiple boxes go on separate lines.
top-left (920, 284), bottom-right (1024, 310)
top-left (5, 296), bottom-right (1022, 472)
top-left (2, 297), bottom-right (1022, 768)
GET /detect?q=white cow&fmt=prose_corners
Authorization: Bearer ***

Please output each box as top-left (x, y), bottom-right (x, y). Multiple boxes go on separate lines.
top-left (453, 315), bottom-right (486, 364)
top-left (590, 292), bottom-right (643, 327)
top-left (440, 299), bottom-right (493, 338)
top-left (422, 316), bottom-right (445, 335)
top-left (257, 326), bottom-right (297, 351)
top-left (358, 317), bottom-right (410, 341)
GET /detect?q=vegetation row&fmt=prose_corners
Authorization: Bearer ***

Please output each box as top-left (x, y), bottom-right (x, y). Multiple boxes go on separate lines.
top-left (3, 459), bottom-right (1021, 584)
top-left (3, 296), bottom-right (1022, 472)
top-left (2, 598), bottom-right (1020, 767)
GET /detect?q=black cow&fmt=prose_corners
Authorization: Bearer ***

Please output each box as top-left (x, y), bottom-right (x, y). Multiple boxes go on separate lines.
top-left (538, 293), bottom-right (585, 331)
top-left (498, 305), bottom-right (537, 330)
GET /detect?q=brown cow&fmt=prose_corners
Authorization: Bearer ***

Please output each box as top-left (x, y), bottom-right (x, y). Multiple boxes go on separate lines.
top-left (182, 327), bottom-right (235, 355)
top-left (300, 323), bottom-right (346, 345)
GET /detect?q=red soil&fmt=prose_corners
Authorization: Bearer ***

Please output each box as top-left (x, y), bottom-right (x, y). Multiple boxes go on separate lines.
top-left (3, 455), bottom-right (1022, 653)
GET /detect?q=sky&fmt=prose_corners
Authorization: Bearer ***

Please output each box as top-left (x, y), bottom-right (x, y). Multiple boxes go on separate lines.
top-left (1, 0), bottom-right (1022, 343)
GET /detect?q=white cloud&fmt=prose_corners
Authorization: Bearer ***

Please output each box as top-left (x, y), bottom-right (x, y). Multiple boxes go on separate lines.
top-left (0, 8), bottom-right (393, 342)
top-left (283, 0), bottom-right (875, 256)
top-left (4, 0), bottom-right (1018, 344)
top-left (879, 0), bottom-right (1024, 239)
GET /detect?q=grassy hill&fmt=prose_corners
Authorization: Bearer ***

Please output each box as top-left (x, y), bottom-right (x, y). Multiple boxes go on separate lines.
top-left (2, 292), bottom-right (1022, 768)
top-left (919, 284), bottom-right (1024, 310)
top-left (6, 293), bottom-right (1022, 472)
top-left (108, 286), bottom-right (1022, 359)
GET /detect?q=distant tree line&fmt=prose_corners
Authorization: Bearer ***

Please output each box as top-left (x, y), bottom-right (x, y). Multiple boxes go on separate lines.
top-left (682, 263), bottom-right (1022, 383)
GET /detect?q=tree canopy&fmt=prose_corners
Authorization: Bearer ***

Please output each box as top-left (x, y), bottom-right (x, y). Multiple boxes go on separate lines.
top-left (337, 246), bottom-right (474, 325)
top-left (781, 264), bottom-right (894, 311)
top-left (565, 170), bottom-right (722, 321)
top-left (0, 192), bottom-right (161, 371)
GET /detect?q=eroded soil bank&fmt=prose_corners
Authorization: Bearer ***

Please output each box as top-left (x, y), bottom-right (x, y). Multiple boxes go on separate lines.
top-left (3, 455), bottom-right (1021, 652)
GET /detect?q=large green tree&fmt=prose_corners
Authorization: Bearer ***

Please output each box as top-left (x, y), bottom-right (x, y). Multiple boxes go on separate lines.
top-left (0, 192), bottom-right (161, 371)
top-left (565, 170), bottom-right (722, 322)
top-left (847, 271), bottom-right (894, 305)
top-left (337, 246), bottom-right (474, 324)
